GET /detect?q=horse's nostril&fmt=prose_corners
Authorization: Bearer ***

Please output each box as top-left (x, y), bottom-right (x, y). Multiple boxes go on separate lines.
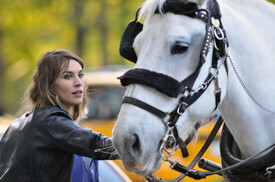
top-left (131, 134), bottom-right (141, 155)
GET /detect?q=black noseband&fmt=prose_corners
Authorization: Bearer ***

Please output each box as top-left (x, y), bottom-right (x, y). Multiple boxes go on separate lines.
top-left (118, 68), bottom-right (201, 98)
top-left (118, 68), bottom-right (180, 98)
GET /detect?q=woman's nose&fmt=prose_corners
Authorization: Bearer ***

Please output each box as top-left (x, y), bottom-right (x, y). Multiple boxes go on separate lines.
top-left (74, 77), bottom-right (83, 87)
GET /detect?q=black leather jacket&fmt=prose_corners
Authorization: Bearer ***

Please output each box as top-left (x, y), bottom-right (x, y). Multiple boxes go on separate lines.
top-left (0, 106), bottom-right (119, 182)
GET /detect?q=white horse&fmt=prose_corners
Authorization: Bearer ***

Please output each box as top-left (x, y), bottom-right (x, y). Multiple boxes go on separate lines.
top-left (113, 0), bottom-right (275, 180)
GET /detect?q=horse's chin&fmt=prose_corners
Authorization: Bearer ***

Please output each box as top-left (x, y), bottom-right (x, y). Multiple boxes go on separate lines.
top-left (123, 153), bottom-right (162, 176)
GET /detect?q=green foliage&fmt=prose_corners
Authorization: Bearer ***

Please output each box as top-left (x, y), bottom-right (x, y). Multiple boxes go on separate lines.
top-left (0, 0), bottom-right (142, 114)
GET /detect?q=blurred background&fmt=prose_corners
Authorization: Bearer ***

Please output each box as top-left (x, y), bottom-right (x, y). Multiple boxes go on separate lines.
top-left (0, 0), bottom-right (143, 115)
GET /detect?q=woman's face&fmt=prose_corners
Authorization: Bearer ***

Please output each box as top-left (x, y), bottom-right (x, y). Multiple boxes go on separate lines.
top-left (54, 59), bottom-right (85, 110)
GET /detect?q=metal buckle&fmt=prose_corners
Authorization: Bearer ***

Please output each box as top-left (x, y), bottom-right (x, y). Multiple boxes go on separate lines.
top-left (161, 112), bottom-right (171, 124)
top-left (177, 102), bottom-right (188, 115)
top-left (160, 126), bottom-right (178, 161)
top-left (214, 27), bottom-right (225, 40)
top-left (264, 165), bottom-right (275, 177)
top-left (215, 88), bottom-right (221, 95)
top-left (211, 17), bottom-right (225, 41)
top-left (211, 17), bottom-right (220, 28)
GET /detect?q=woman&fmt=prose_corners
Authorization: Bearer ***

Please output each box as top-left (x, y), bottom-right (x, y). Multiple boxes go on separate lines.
top-left (0, 49), bottom-right (119, 182)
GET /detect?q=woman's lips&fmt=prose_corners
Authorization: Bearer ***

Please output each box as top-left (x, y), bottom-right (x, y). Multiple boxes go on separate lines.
top-left (72, 90), bottom-right (83, 96)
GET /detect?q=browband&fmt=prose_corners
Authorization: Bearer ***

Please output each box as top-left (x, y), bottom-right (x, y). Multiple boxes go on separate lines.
top-left (155, 0), bottom-right (199, 17)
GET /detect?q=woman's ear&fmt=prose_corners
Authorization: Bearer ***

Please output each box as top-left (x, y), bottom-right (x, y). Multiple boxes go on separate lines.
top-left (50, 85), bottom-right (55, 94)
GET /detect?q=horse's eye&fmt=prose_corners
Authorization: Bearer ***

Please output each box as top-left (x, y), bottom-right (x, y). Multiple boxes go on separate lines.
top-left (171, 42), bottom-right (189, 55)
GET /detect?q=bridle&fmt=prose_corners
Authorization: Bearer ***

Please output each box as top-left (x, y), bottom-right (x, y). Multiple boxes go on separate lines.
top-left (118, 0), bottom-right (229, 181)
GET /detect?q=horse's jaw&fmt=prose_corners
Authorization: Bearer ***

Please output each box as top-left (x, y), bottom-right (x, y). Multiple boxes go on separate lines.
top-left (113, 106), bottom-right (164, 176)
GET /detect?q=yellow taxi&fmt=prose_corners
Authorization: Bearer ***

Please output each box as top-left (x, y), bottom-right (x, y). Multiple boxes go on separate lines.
top-left (81, 65), bottom-right (224, 182)
top-left (0, 117), bottom-right (12, 135)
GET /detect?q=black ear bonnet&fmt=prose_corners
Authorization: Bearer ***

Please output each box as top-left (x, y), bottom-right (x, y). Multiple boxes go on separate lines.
top-left (119, 8), bottom-right (143, 63)
top-left (119, 0), bottom-right (204, 63)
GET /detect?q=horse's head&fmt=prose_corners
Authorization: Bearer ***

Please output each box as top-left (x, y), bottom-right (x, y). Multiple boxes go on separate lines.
top-left (113, 0), bottom-right (228, 177)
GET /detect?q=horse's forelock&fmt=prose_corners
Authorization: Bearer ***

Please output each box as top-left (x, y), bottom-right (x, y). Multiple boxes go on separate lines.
top-left (138, 0), bottom-right (166, 24)
top-left (138, 0), bottom-right (206, 24)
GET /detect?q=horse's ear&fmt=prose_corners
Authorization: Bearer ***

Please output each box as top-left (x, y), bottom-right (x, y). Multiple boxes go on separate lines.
top-left (119, 20), bottom-right (143, 63)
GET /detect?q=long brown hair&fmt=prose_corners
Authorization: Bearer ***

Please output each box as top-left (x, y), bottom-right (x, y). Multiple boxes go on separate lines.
top-left (27, 49), bottom-right (88, 120)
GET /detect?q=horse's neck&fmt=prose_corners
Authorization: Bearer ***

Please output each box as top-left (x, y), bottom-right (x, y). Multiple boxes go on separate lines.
top-left (218, 0), bottom-right (275, 157)
top-left (220, 0), bottom-right (275, 109)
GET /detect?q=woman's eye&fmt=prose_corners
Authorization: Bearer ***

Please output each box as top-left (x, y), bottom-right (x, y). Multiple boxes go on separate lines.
top-left (79, 73), bottom-right (84, 78)
top-left (171, 42), bottom-right (189, 55)
top-left (64, 75), bottom-right (72, 80)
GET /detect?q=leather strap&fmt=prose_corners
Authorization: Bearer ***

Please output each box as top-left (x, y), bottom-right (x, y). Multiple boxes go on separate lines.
top-left (122, 96), bottom-right (201, 157)
top-left (169, 117), bottom-right (224, 179)
top-left (123, 96), bottom-right (167, 119)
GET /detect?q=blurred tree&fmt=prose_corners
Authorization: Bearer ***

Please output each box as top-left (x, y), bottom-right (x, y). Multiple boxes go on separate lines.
top-left (0, 25), bottom-right (6, 115)
top-left (0, 0), bottom-right (142, 114)
top-left (73, 0), bottom-right (88, 58)
top-left (96, 0), bottom-right (108, 65)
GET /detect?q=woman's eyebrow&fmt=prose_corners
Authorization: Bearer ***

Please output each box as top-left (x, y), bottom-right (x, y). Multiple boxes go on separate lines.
top-left (62, 70), bottom-right (83, 74)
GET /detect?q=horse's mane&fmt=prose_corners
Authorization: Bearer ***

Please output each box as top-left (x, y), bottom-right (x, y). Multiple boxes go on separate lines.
top-left (138, 0), bottom-right (205, 24)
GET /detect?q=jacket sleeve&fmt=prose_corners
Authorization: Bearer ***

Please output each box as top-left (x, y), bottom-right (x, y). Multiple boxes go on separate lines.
top-left (43, 112), bottom-right (119, 160)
